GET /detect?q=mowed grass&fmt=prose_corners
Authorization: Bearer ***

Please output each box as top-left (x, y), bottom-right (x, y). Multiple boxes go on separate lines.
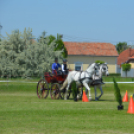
top-left (0, 81), bottom-right (134, 134)
top-left (103, 76), bottom-right (134, 82)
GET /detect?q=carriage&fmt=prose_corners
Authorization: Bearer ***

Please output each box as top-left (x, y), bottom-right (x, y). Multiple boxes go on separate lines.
top-left (37, 70), bottom-right (70, 99)
top-left (37, 63), bottom-right (109, 101)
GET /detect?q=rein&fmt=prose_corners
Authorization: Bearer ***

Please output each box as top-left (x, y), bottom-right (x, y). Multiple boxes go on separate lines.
top-left (73, 70), bottom-right (93, 83)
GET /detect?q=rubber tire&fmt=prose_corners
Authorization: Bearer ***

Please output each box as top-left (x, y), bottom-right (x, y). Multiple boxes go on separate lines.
top-left (50, 83), bottom-right (60, 99)
top-left (37, 79), bottom-right (49, 99)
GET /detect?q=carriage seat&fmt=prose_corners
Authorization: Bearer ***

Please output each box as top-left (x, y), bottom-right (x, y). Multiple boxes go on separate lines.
top-left (52, 70), bottom-right (63, 76)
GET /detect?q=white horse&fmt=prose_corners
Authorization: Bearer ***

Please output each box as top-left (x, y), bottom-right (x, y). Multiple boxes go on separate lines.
top-left (84, 63), bottom-right (109, 101)
top-left (60, 63), bottom-right (100, 100)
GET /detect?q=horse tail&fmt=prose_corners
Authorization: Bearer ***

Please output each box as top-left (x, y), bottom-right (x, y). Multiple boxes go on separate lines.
top-left (60, 78), bottom-right (68, 90)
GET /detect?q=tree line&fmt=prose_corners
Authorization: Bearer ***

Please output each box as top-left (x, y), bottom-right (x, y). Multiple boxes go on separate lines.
top-left (0, 28), bottom-right (67, 78)
top-left (116, 42), bottom-right (130, 54)
top-left (0, 28), bottom-right (132, 78)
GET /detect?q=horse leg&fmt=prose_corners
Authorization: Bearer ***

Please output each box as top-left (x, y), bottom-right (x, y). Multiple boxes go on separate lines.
top-left (97, 85), bottom-right (103, 100)
top-left (64, 82), bottom-right (71, 100)
top-left (96, 85), bottom-right (103, 100)
top-left (85, 88), bottom-right (88, 95)
top-left (60, 78), bottom-right (68, 91)
top-left (83, 82), bottom-right (92, 101)
top-left (94, 85), bottom-right (98, 101)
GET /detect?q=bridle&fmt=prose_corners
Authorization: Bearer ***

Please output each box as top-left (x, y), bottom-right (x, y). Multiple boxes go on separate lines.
top-left (100, 64), bottom-right (108, 75)
top-left (92, 64), bottom-right (108, 81)
top-left (94, 64), bottom-right (100, 76)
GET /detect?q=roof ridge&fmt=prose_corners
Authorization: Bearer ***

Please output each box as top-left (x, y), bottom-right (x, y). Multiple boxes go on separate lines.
top-left (63, 41), bottom-right (113, 44)
top-left (63, 42), bottom-right (118, 56)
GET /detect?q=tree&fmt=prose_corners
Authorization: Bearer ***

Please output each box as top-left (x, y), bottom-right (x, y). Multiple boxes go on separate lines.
top-left (0, 28), bottom-right (64, 78)
top-left (121, 63), bottom-right (131, 77)
top-left (55, 34), bottom-right (68, 58)
top-left (71, 81), bottom-right (78, 101)
top-left (116, 42), bottom-right (128, 54)
top-left (20, 36), bottom-right (63, 77)
top-left (0, 29), bottom-right (24, 77)
top-left (39, 32), bottom-right (68, 58)
top-left (113, 77), bottom-right (123, 109)
top-left (0, 38), bottom-right (1, 46)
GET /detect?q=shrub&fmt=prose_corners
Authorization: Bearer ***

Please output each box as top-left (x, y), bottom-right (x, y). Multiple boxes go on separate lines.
top-left (121, 63), bottom-right (131, 77)
top-left (95, 60), bottom-right (105, 64)
top-left (113, 77), bottom-right (122, 106)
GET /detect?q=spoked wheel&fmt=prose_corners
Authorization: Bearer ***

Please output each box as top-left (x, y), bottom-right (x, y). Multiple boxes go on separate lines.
top-left (50, 83), bottom-right (60, 99)
top-left (37, 79), bottom-right (49, 99)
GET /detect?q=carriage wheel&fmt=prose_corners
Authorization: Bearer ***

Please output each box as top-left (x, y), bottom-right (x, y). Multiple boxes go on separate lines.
top-left (50, 83), bottom-right (60, 99)
top-left (37, 79), bottom-right (49, 99)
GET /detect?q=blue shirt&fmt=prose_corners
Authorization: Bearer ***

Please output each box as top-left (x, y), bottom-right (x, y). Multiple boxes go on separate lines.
top-left (52, 63), bottom-right (61, 70)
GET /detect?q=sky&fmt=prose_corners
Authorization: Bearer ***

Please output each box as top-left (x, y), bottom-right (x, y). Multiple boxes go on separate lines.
top-left (0, 0), bottom-right (134, 45)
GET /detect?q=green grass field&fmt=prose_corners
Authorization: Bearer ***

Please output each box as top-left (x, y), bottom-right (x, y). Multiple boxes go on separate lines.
top-left (0, 76), bottom-right (134, 82)
top-left (0, 80), bottom-right (134, 134)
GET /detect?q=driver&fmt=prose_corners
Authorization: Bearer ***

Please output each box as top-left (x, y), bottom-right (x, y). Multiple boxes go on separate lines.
top-left (61, 59), bottom-right (69, 75)
top-left (52, 58), bottom-right (61, 74)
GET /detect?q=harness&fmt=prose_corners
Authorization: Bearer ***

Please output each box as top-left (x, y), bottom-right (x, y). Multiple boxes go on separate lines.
top-left (73, 63), bottom-right (101, 85)
top-left (74, 71), bottom-right (92, 84)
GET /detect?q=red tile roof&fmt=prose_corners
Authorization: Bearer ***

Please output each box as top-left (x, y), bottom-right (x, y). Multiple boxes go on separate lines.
top-left (129, 56), bottom-right (134, 59)
top-left (64, 42), bottom-right (118, 56)
top-left (117, 48), bottom-right (134, 65)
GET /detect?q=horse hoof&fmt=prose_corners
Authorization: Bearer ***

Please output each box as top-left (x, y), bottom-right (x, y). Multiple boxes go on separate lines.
top-left (89, 97), bottom-right (92, 101)
top-left (95, 98), bottom-right (98, 101)
top-left (77, 95), bottom-right (80, 100)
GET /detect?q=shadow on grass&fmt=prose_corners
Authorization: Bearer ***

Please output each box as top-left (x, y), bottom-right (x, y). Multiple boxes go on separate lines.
top-left (67, 97), bottom-right (115, 102)
top-left (97, 99), bottom-right (115, 102)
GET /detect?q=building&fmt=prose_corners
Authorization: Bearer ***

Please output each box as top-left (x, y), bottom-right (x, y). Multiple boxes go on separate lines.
top-left (117, 48), bottom-right (134, 68)
top-left (117, 48), bottom-right (134, 77)
top-left (64, 42), bottom-right (118, 73)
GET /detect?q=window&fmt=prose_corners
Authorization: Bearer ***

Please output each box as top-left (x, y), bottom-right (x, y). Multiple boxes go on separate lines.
top-left (75, 62), bottom-right (83, 71)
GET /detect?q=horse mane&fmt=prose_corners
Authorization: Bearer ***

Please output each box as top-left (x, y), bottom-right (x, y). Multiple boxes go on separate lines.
top-left (87, 63), bottom-right (101, 68)
top-left (87, 63), bottom-right (97, 68)
top-left (100, 63), bottom-right (108, 68)
top-left (87, 63), bottom-right (92, 68)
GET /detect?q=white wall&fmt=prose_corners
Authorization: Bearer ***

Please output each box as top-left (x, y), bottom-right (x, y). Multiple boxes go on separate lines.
top-left (67, 55), bottom-right (118, 73)
top-left (121, 68), bottom-right (134, 77)
top-left (116, 65), bottom-right (121, 74)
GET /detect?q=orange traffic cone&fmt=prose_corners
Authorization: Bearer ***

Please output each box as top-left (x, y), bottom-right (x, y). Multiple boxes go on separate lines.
top-left (82, 91), bottom-right (89, 102)
top-left (127, 95), bottom-right (134, 114)
top-left (122, 90), bottom-right (128, 102)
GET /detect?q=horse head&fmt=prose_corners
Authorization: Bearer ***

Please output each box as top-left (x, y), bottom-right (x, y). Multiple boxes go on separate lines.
top-left (100, 63), bottom-right (109, 76)
top-left (86, 63), bottom-right (100, 76)
top-left (94, 63), bottom-right (100, 76)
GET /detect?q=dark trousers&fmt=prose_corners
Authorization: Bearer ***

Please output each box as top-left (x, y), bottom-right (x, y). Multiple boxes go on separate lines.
top-left (63, 70), bottom-right (68, 75)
